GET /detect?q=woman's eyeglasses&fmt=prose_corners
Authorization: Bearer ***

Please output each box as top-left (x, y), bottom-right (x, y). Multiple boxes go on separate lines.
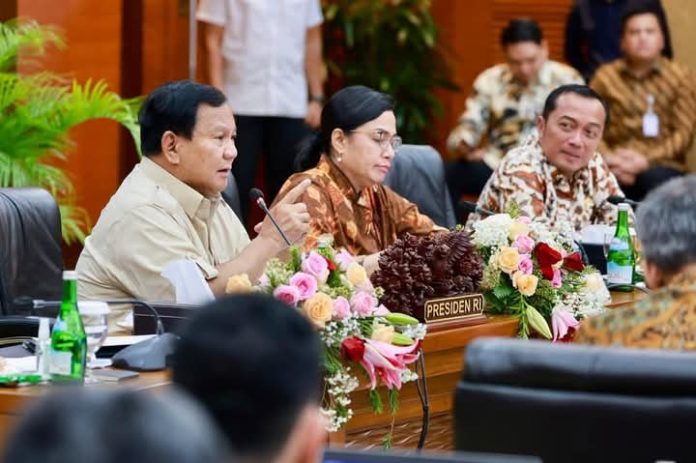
top-left (351, 129), bottom-right (402, 152)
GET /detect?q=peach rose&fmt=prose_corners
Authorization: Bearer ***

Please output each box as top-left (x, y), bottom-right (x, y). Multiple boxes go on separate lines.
top-left (512, 271), bottom-right (539, 297)
top-left (225, 274), bottom-right (253, 294)
top-left (508, 221), bottom-right (530, 240)
top-left (346, 263), bottom-right (368, 286)
top-left (497, 247), bottom-right (521, 274)
top-left (371, 324), bottom-right (395, 343)
top-left (302, 292), bottom-right (333, 329)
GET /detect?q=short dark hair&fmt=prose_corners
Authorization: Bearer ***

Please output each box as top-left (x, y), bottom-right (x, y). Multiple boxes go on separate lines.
top-left (2, 389), bottom-right (229, 463)
top-left (621, 4), bottom-right (666, 38)
top-left (171, 294), bottom-right (322, 460)
top-left (542, 84), bottom-right (610, 126)
top-left (296, 85), bottom-right (394, 171)
top-left (139, 80), bottom-right (227, 157)
top-left (500, 18), bottom-right (543, 47)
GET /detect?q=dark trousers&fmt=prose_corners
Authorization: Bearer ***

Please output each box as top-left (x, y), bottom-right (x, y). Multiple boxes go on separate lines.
top-left (620, 166), bottom-right (683, 201)
top-left (234, 115), bottom-right (311, 222)
top-left (445, 159), bottom-right (493, 218)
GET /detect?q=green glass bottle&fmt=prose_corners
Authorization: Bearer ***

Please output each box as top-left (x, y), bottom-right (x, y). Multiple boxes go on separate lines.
top-left (49, 270), bottom-right (87, 383)
top-left (606, 203), bottom-right (635, 292)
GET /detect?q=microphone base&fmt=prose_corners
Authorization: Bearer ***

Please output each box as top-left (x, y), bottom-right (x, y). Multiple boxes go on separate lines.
top-left (111, 333), bottom-right (178, 372)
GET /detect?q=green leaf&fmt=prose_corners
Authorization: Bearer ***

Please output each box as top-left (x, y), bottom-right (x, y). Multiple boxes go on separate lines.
top-left (388, 388), bottom-right (399, 414)
top-left (368, 389), bottom-right (383, 414)
top-left (0, 19), bottom-right (140, 243)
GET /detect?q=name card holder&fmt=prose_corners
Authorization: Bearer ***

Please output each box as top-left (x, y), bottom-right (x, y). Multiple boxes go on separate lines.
top-left (423, 293), bottom-right (486, 327)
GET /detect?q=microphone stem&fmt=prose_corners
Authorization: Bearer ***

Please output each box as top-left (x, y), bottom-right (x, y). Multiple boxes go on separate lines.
top-left (257, 200), bottom-right (292, 246)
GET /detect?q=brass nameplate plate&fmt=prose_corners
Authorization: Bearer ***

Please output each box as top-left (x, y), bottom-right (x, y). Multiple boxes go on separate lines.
top-left (423, 293), bottom-right (485, 324)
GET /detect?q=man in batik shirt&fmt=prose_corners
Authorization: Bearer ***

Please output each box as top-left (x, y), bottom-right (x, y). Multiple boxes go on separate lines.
top-left (590, 6), bottom-right (696, 200)
top-left (446, 18), bottom-right (582, 210)
top-left (576, 175), bottom-right (696, 349)
top-left (466, 84), bottom-right (627, 232)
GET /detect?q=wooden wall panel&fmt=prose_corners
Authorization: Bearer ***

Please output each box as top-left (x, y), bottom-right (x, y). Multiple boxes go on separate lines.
top-left (142, 0), bottom-right (190, 94)
top-left (16, 0), bottom-right (123, 233)
top-left (430, 0), bottom-right (573, 157)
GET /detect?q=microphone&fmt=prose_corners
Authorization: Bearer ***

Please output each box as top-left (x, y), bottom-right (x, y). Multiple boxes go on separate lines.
top-left (606, 195), bottom-right (640, 208)
top-left (249, 188), bottom-right (291, 246)
top-left (460, 200), bottom-right (495, 217)
top-left (17, 297), bottom-right (177, 372)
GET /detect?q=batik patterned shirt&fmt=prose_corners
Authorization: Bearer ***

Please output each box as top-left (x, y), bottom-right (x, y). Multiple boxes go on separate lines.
top-left (447, 60), bottom-right (583, 169)
top-left (465, 135), bottom-right (627, 231)
top-left (576, 270), bottom-right (696, 350)
top-left (590, 57), bottom-right (696, 170)
top-left (273, 155), bottom-right (440, 256)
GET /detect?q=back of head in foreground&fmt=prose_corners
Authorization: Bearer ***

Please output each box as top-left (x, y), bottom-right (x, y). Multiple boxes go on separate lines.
top-left (636, 174), bottom-right (696, 289)
top-left (172, 293), bottom-right (325, 463)
top-left (2, 388), bottom-right (229, 463)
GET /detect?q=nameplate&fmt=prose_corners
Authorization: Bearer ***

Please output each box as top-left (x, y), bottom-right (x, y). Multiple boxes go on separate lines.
top-left (423, 293), bottom-right (485, 324)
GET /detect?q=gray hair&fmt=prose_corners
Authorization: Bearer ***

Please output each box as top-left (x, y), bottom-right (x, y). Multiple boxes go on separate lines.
top-left (636, 175), bottom-right (696, 274)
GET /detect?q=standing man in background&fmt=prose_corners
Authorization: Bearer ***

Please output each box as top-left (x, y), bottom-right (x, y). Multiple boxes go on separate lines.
top-left (198, 0), bottom-right (324, 223)
top-left (445, 19), bottom-right (582, 217)
top-left (590, 5), bottom-right (696, 200)
top-left (565, 0), bottom-right (672, 81)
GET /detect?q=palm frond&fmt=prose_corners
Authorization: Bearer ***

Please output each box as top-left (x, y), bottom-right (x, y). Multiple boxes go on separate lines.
top-left (0, 20), bottom-right (63, 72)
top-left (0, 19), bottom-right (140, 242)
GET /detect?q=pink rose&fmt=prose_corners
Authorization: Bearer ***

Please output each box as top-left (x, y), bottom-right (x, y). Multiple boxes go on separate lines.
top-left (335, 249), bottom-right (356, 271)
top-left (513, 235), bottom-right (535, 254)
top-left (289, 272), bottom-right (318, 300)
top-left (551, 268), bottom-right (562, 288)
top-left (273, 284), bottom-right (300, 307)
top-left (301, 251), bottom-right (329, 283)
top-left (518, 216), bottom-right (531, 224)
top-left (350, 291), bottom-right (377, 317)
top-left (332, 296), bottom-right (351, 320)
top-left (518, 255), bottom-right (534, 275)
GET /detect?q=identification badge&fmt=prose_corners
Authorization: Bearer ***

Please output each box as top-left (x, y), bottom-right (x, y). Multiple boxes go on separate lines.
top-left (642, 112), bottom-right (659, 137)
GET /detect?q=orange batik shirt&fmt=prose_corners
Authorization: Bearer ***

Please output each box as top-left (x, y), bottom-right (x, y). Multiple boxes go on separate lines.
top-left (273, 155), bottom-right (440, 256)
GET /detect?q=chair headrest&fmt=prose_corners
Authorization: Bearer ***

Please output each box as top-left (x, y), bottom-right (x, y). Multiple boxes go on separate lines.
top-left (463, 337), bottom-right (696, 396)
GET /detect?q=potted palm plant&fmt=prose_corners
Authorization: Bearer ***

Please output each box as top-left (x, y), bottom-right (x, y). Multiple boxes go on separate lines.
top-left (0, 19), bottom-right (140, 243)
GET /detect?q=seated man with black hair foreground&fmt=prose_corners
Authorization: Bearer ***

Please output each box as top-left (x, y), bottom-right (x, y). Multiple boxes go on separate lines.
top-left (76, 80), bottom-right (311, 334)
top-left (172, 294), bottom-right (326, 463)
top-left (2, 388), bottom-right (230, 463)
top-left (466, 84), bottom-right (628, 232)
top-left (577, 175), bottom-right (696, 348)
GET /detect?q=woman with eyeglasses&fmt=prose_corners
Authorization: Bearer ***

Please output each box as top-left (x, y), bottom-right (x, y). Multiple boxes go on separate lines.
top-left (271, 85), bottom-right (442, 271)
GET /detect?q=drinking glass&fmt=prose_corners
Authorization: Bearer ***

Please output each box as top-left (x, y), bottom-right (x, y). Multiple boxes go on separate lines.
top-left (78, 301), bottom-right (109, 383)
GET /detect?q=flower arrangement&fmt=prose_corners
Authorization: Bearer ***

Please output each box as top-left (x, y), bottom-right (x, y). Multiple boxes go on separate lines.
top-left (227, 241), bottom-right (426, 432)
top-left (472, 213), bottom-right (609, 340)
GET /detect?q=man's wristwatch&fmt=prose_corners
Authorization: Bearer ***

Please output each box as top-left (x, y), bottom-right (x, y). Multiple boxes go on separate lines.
top-left (309, 94), bottom-right (325, 104)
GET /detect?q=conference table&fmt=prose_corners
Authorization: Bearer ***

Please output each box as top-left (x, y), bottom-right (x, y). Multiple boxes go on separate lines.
top-left (0, 290), bottom-right (644, 451)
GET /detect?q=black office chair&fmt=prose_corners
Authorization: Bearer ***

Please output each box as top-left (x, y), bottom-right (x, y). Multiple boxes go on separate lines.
top-left (0, 188), bottom-right (63, 340)
top-left (455, 337), bottom-right (696, 463)
top-left (221, 174), bottom-right (242, 220)
top-left (384, 144), bottom-right (457, 228)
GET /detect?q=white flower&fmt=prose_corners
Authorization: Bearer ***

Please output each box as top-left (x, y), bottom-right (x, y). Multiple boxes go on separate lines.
top-left (473, 213), bottom-right (514, 248)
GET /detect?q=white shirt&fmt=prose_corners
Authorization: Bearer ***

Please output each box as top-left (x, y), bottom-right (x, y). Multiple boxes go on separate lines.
top-left (197, 0), bottom-right (323, 117)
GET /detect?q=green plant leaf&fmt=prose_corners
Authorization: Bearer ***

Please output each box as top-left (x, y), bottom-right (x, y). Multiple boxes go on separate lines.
top-left (0, 19), bottom-right (140, 243)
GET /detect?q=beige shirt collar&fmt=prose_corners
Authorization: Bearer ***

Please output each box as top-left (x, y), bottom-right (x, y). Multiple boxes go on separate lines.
top-left (139, 156), bottom-right (220, 221)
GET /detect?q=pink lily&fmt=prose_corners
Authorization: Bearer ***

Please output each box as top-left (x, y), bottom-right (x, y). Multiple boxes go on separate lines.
top-left (359, 339), bottom-right (420, 390)
top-left (551, 307), bottom-right (580, 342)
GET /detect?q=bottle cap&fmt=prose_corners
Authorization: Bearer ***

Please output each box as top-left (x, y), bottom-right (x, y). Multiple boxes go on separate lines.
top-left (63, 270), bottom-right (78, 280)
top-left (618, 203), bottom-right (630, 211)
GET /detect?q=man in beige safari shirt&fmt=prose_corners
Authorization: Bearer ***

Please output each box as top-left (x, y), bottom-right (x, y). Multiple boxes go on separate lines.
top-left (76, 81), bottom-right (310, 334)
